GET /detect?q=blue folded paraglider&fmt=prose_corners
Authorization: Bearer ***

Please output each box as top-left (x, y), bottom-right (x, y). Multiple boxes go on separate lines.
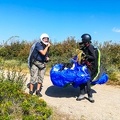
top-left (50, 63), bottom-right (109, 88)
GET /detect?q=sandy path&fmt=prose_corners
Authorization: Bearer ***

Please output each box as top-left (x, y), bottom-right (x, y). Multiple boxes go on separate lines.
top-left (25, 75), bottom-right (120, 120)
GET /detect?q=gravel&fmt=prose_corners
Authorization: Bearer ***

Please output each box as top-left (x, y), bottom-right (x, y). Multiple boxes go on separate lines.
top-left (25, 75), bottom-right (120, 120)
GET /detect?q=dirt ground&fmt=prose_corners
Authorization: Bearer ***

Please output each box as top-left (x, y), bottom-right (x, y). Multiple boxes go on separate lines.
top-left (25, 75), bottom-right (120, 120)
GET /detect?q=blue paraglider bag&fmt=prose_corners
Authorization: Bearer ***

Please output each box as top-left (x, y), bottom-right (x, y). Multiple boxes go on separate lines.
top-left (50, 48), bottom-right (109, 88)
top-left (50, 63), bottom-right (91, 88)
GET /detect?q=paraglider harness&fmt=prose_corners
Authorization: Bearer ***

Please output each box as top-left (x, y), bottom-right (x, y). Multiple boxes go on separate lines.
top-left (28, 42), bottom-right (37, 69)
top-left (82, 48), bottom-right (101, 82)
top-left (92, 48), bottom-right (101, 82)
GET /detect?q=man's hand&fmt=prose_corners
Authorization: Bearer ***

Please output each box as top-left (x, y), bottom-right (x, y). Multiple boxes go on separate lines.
top-left (47, 42), bottom-right (51, 47)
top-left (46, 57), bottom-right (50, 62)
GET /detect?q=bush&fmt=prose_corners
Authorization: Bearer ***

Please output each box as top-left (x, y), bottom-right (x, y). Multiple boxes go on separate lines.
top-left (0, 63), bottom-right (52, 120)
top-left (0, 37), bottom-right (120, 86)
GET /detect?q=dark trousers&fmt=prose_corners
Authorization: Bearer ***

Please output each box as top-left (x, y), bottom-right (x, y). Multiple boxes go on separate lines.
top-left (79, 68), bottom-right (92, 97)
top-left (79, 79), bottom-right (92, 97)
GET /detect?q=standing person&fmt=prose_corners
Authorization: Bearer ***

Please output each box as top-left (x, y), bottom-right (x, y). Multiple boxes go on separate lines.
top-left (28, 33), bottom-right (51, 97)
top-left (76, 33), bottom-right (97, 103)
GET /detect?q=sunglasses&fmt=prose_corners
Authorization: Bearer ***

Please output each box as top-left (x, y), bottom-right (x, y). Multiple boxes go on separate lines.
top-left (43, 37), bottom-right (49, 40)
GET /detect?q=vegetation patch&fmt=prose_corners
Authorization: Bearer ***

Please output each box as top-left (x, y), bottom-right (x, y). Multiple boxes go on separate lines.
top-left (0, 65), bottom-right (52, 120)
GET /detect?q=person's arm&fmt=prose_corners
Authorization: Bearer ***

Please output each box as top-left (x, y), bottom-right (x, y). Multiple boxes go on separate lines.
top-left (39, 43), bottom-right (51, 55)
top-left (87, 45), bottom-right (96, 60)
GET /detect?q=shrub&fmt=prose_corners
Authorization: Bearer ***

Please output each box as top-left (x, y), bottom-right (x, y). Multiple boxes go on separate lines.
top-left (0, 62), bottom-right (52, 120)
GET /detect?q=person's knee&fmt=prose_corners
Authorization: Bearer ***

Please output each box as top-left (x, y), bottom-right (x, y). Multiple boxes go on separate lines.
top-left (37, 78), bottom-right (43, 83)
top-left (30, 80), bottom-right (36, 84)
top-left (37, 82), bottom-right (42, 85)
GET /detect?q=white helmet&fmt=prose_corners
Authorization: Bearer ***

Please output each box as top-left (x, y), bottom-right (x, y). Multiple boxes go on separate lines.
top-left (40, 33), bottom-right (49, 45)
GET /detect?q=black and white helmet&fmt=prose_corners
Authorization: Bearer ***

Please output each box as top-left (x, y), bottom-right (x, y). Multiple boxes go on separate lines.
top-left (81, 33), bottom-right (91, 43)
top-left (40, 33), bottom-right (49, 45)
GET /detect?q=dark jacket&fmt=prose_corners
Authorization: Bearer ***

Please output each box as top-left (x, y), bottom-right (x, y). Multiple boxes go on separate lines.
top-left (81, 44), bottom-right (97, 79)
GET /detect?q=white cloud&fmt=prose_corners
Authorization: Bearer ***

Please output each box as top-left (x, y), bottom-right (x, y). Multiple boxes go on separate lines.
top-left (112, 27), bottom-right (120, 33)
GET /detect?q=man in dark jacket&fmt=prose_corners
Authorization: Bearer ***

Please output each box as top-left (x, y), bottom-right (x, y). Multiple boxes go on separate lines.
top-left (76, 33), bottom-right (97, 103)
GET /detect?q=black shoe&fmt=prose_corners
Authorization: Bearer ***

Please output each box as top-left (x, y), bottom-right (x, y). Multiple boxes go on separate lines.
top-left (88, 97), bottom-right (95, 103)
top-left (36, 90), bottom-right (42, 97)
top-left (29, 91), bottom-right (33, 95)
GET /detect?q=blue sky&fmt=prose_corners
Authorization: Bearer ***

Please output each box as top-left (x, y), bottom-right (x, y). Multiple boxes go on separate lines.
top-left (0, 0), bottom-right (120, 45)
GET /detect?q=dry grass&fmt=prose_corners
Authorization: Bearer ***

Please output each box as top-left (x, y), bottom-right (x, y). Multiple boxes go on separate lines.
top-left (49, 106), bottom-right (77, 120)
top-left (50, 106), bottom-right (87, 120)
top-left (107, 72), bottom-right (120, 86)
